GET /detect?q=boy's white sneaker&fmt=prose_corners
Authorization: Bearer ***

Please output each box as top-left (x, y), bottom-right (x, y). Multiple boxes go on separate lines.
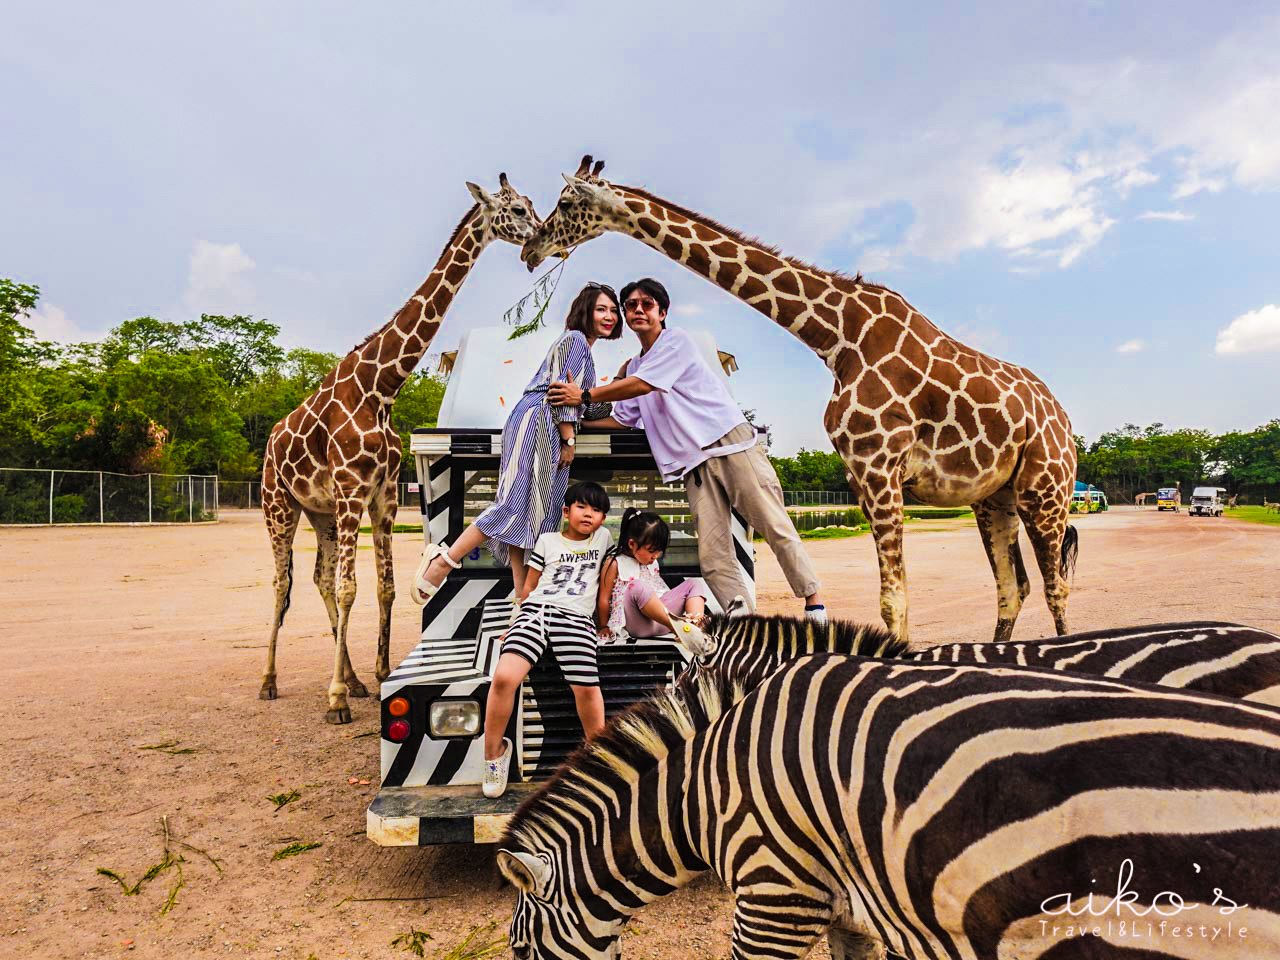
top-left (482, 737), bottom-right (513, 799)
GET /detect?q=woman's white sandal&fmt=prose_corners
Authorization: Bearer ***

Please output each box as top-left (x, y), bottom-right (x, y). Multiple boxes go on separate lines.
top-left (411, 542), bottom-right (462, 605)
top-left (671, 615), bottom-right (714, 657)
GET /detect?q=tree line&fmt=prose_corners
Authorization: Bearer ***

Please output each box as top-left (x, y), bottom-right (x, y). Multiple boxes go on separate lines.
top-left (0, 279), bottom-right (445, 480)
top-left (5, 279), bottom-right (1275, 501)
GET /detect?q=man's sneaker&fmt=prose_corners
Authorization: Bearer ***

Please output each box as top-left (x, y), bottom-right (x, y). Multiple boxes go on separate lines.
top-left (482, 737), bottom-right (513, 799)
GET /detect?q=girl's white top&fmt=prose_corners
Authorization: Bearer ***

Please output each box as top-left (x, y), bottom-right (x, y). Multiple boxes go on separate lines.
top-left (606, 553), bottom-right (668, 631)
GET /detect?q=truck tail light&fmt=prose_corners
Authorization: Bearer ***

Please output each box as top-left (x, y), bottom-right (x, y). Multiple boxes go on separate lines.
top-left (388, 720), bottom-right (411, 742)
top-left (388, 696), bottom-right (410, 717)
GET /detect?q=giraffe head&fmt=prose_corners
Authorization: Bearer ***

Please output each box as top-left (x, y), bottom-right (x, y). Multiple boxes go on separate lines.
top-left (466, 172), bottom-right (543, 246)
top-left (521, 155), bottom-right (628, 270)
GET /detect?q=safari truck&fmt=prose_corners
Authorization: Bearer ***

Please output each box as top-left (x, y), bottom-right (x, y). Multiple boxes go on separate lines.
top-left (1156, 486), bottom-right (1181, 511)
top-left (367, 327), bottom-right (755, 846)
top-left (1189, 486), bottom-right (1227, 517)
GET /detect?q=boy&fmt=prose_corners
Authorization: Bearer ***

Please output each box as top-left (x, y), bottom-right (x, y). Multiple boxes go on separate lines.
top-left (481, 481), bottom-right (613, 798)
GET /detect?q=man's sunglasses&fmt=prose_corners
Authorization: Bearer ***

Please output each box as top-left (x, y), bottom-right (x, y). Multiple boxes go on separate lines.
top-left (624, 297), bottom-right (659, 312)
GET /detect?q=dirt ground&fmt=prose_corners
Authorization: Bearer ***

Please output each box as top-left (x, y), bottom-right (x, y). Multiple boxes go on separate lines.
top-left (2, 507), bottom-right (1276, 959)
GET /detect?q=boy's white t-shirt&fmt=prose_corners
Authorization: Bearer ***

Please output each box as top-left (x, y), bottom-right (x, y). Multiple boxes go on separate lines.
top-left (525, 527), bottom-right (614, 618)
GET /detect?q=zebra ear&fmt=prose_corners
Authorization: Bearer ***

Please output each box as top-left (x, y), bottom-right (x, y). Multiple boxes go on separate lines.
top-left (497, 849), bottom-right (551, 897)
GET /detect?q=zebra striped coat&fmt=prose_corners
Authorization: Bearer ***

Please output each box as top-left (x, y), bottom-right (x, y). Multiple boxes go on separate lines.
top-left (684, 615), bottom-right (1280, 707)
top-left (499, 655), bottom-right (1280, 959)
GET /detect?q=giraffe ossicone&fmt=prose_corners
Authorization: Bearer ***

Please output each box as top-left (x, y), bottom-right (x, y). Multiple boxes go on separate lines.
top-left (522, 155), bottom-right (1078, 643)
top-left (259, 173), bottom-right (542, 723)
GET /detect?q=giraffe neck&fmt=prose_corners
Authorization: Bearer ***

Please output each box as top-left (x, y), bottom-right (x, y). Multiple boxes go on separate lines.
top-left (613, 186), bottom-right (878, 361)
top-left (355, 204), bottom-right (490, 400)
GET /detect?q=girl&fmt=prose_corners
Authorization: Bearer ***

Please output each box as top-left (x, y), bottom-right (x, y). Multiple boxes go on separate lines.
top-left (597, 508), bottom-right (709, 646)
top-left (413, 283), bottom-right (621, 602)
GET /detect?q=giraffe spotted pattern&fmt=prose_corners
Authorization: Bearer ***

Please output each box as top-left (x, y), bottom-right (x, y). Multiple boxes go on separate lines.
top-left (522, 156), bottom-right (1077, 643)
top-left (260, 174), bottom-right (542, 723)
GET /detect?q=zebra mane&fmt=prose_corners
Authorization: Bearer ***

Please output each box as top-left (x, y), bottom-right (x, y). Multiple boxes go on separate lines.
top-left (502, 674), bottom-right (742, 850)
top-left (702, 612), bottom-right (910, 663)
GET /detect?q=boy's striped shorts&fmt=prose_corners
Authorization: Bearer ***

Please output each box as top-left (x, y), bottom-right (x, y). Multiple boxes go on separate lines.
top-left (501, 602), bottom-right (600, 686)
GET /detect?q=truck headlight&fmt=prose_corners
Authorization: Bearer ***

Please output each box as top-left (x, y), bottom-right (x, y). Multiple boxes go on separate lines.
top-left (429, 700), bottom-right (481, 738)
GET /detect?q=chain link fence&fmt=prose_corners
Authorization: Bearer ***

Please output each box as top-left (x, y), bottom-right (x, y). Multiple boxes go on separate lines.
top-left (214, 480), bottom-right (424, 511)
top-left (781, 489), bottom-right (856, 507)
top-left (0, 468), bottom-right (218, 524)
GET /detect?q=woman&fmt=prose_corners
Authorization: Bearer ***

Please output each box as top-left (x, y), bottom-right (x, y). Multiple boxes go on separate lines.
top-left (412, 282), bottom-right (621, 602)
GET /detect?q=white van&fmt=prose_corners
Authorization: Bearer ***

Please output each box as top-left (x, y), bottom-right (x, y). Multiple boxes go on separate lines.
top-left (1189, 486), bottom-right (1227, 517)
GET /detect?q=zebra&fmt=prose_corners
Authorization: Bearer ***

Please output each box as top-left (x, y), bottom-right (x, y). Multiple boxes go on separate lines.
top-left (681, 609), bottom-right (1280, 707)
top-left (499, 654), bottom-right (1280, 959)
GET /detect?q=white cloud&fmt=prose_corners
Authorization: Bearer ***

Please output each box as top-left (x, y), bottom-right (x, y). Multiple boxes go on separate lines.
top-left (1137, 210), bottom-right (1195, 222)
top-left (1116, 338), bottom-right (1145, 353)
top-left (671, 303), bottom-right (705, 317)
top-left (24, 303), bottom-right (108, 344)
top-left (1215, 304), bottom-right (1280, 355)
top-left (182, 240), bottom-right (256, 316)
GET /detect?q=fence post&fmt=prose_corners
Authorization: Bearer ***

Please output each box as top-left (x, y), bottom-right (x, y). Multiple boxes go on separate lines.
top-left (189, 476), bottom-right (193, 523)
top-left (48, 470), bottom-right (54, 524)
top-left (148, 474), bottom-right (152, 524)
top-left (99, 472), bottom-right (104, 523)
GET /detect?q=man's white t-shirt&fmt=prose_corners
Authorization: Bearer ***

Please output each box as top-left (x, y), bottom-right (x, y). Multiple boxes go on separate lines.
top-left (525, 527), bottom-right (614, 619)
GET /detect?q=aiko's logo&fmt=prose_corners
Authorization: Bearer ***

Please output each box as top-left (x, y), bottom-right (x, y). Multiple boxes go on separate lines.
top-left (1041, 859), bottom-right (1244, 918)
top-left (1038, 859), bottom-right (1248, 944)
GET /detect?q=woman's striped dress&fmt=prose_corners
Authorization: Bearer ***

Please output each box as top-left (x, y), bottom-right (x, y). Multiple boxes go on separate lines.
top-left (475, 330), bottom-right (612, 563)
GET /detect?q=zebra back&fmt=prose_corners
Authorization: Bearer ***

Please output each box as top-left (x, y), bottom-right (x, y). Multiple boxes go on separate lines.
top-left (682, 611), bottom-right (909, 692)
top-left (502, 653), bottom-right (1280, 959)
top-left (915, 620), bottom-right (1280, 707)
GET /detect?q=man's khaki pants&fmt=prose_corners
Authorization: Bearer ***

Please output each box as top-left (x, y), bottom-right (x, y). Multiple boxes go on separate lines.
top-left (683, 424), bottom-right (821, 611)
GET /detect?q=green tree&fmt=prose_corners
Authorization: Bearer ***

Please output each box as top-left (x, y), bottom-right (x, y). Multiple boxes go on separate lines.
top-left (391, 369), bottom-right (448, 481)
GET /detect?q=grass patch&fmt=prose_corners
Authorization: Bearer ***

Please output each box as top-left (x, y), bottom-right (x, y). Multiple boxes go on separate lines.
top-left (800, 526), bottom-right (866, 540)
top-left (358, 523), bottom-right (424, 534)
top-left (438, 922), bottom-right (507, 960)
top-left (139, 740), bottom-right (199, 756)
top-left (1227, 506), bottom-right (1280, 526)
top-left (904, 506), bottom-right (973, 520)
top-left (391, 927), bottom-right (434, 957)
top-left (267, 789), bottom-right (301, 811)
top-left (96, 816), bottom-right (219, 916)
top-left (272, 841), bottom-right (322, 860)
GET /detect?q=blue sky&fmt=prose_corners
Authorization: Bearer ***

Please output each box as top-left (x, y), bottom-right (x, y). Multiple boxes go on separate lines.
top-left (4, 1), bottom-right (1278, 455)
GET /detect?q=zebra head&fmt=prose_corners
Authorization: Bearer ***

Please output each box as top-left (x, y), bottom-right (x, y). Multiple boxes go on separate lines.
top-left (498, 848), bottom-right (624, 959)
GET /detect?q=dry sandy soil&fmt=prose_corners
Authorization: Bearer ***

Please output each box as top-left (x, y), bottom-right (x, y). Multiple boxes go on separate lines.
top-left (2, 507), bottom-right (1276, 959)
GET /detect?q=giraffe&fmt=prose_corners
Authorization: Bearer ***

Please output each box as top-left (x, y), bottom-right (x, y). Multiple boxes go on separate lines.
top-left (260, 174), bottom-right (541, 723)
top-left (522, 156), bottom-right (1078, 644)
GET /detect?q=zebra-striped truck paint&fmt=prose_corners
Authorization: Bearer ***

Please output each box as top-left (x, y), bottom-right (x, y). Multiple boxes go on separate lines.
top-left (686, 615), bottom-right (1280, 707)
top-left (367, 428), bottom-right (755, 845)
top-left (500, 655), bottom-right (1280, 959)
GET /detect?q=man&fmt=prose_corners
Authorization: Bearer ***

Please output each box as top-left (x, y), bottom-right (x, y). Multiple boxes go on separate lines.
top-left (548, 277), bottom-right (826, 622)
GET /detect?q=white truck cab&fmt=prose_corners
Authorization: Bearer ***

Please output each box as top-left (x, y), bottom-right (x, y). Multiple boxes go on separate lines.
top-left (367, 328), bottom-right (756, 845)
top-left (1189, 486), bottom-right (1227, 517)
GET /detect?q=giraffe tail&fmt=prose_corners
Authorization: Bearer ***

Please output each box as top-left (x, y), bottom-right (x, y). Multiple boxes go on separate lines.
top-left (1060, 524), bottom-right (1079, 580)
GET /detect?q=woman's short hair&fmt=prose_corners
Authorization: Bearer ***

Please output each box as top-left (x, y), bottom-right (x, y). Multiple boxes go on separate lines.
top-left (563, 283), bottom-right (623, 340)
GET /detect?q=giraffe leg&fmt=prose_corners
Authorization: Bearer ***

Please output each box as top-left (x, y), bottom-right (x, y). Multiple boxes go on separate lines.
top-left (306, 507), bottom-right (369, 698)
top-left (367, 478), bottom-right (398, 689)
top-left (1017, 482), bottom-right (1073, 637)
top-left (325, 492), bottom-right (367, 724)
top-left (260, 481), bottom-right (302, 701)
top-left (863, 484), bottom-right (909, 642)
top-left (974, 486), bottom-right (1031, 644)
top-left (306, 508), bottom-right (340, 641)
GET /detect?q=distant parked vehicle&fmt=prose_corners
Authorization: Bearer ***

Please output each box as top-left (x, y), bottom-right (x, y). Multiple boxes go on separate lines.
top-left (1156, 486), bottom-right (1181, 512)
top-left (1189, 486), bottom-right (1227, 517)
top-left (1070, 482), bottom-right (1108, 514)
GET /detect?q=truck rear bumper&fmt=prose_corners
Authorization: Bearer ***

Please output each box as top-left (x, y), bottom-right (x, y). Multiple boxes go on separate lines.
top-left (367, 783), bottom-right (542, 845)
